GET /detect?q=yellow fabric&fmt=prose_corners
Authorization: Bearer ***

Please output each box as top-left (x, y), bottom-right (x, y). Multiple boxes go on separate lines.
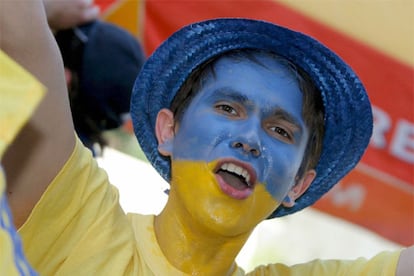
top-left (19, 136), bottom-right (402, 276)
top-left (247, 251), bottom-right (401, 275)
top-left (0, 50), bottom-right (44, 276)
top-left (129, 214), bottom-right (401, 276)
top-left (19, 138), bottom-right (138, 275)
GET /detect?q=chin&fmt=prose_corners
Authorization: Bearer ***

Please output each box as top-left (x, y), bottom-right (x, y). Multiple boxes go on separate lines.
top-left (191, 199), bottom-right (264, 237)
top-left (171, 160), bottom-right (277, 235)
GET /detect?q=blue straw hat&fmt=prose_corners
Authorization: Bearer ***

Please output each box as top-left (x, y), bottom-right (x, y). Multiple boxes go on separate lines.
top-left (130, 18), bottom-right (373, 217)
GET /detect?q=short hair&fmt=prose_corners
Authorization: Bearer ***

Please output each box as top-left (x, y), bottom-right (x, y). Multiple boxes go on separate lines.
top-left (170, 49), bottom-right (324, 180)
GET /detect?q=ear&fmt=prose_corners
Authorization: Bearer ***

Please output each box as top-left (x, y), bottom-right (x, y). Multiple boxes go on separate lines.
top-left (282, 169), bottom-right (316, 208)
top-left (155, 108), bottom-right (175, 157)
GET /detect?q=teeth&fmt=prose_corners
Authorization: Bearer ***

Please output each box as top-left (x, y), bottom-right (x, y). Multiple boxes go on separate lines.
top-left (220, 163), bottom-right (251, 185)
top-left (245, 173), bottom-right (250, 184)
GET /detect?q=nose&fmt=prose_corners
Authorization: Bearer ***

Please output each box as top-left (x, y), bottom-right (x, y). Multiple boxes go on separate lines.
top-left (231, 139), bottom-right (261, 157)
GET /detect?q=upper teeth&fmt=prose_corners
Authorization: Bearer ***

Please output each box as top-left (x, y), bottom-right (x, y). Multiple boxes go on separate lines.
top-left (220, 163), bottom-right (251, 185)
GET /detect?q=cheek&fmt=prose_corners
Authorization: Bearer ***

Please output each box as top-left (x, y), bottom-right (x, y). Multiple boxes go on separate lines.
top-left (248, 182), bottom-right (280, 221)
top-left (173, 113), bottom-right (231, 160)
top-left (260, 146), bottom-right (303, 199)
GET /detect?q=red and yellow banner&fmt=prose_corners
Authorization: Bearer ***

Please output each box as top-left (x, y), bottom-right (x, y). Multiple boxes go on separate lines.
top-left (97, 0), bottom-right (414, 246)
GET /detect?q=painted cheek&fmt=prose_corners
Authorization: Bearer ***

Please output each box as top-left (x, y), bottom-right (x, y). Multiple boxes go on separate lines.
top-left (263, 171), bottom-right (295, 202)
top-left (248, 181), bottom-right (280, 220)
top-left (170, 159), bottom-right (228, 213)
top-left (173, 113), bottom-right (232, 161)
top-left (259, 146), bottom-right (301, 200)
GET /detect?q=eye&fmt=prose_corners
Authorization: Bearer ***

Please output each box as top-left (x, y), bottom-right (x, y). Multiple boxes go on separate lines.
top-left (268, 125), bottom-right (294, 143)
top-left (270, 126), bottom-right (289, 137)
top-left (215, 104), bottom-right (238, 116)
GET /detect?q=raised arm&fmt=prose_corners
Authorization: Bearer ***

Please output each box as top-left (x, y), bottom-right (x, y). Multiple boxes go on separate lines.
top-left (0, 0), bottom-right (76, 228)
top-left (44, 0), bottom-right (100, 31)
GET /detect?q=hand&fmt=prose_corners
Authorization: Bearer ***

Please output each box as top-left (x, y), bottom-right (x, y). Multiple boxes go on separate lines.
top-left (44, 0), bottom-right (100, 31)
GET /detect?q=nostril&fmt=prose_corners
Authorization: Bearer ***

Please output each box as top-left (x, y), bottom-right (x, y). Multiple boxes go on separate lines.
top-left (251, 148), bottom-right (260, 157)
top-left (232, 142), bottom-right (243, 148)
top-left (232, 141), bottom-right (261, 157)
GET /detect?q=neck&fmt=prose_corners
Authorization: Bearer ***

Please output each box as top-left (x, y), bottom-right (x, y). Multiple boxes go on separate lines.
top-left (154, 196), bottom-right (251, 275)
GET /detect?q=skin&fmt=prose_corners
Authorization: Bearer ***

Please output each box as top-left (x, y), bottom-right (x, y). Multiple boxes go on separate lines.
top-left (1, 0), bottom-right (75, 228)
top-left (155, 55), bottom-right (316, 275)
top-left (44, 0), bottom-right (100, 31)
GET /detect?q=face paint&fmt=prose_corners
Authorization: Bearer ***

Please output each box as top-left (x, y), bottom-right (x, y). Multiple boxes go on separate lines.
top-left (168, 53), bottom-right (310, 233)
top-left (170, 159), bottom-right (278, 236)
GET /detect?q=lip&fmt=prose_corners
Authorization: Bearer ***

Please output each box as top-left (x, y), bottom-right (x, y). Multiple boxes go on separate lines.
top-left (214, 158), bottom-right (257, 200)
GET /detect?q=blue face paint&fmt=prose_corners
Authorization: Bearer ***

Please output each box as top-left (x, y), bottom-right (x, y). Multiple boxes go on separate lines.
top-left (170, 53), bottom-right (310, 206)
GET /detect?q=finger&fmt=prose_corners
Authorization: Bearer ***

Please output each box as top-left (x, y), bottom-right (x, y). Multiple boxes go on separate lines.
top-left (81, 6), bottom-right (100, 22)
top-left (79, 0), bottom-right (95, 8)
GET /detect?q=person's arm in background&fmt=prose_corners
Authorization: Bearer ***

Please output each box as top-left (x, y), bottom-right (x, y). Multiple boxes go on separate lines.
top-left (44, 0), bottom-right (100, 31)
top-left (0, 0), bottom-right (76, 228)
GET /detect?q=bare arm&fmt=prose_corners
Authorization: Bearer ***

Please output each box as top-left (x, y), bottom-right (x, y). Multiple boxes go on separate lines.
top-left (397, 246), bottom-right (414, 276)
top-left (0, 0), bottom-right (75, 228)
top-left (44, 0), bottom-right (100, 31)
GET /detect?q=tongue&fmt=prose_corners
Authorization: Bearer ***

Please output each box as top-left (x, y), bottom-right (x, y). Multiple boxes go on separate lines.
top-left (217, 171), bottom-right (247, 190)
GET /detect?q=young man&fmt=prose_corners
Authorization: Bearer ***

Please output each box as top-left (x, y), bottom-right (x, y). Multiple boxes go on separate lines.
top-left (1, 0), bottom-right (412, 275)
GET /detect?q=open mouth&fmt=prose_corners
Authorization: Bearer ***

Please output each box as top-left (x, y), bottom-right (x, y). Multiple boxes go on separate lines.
top-left (215, 160), bottom-right (256, 199)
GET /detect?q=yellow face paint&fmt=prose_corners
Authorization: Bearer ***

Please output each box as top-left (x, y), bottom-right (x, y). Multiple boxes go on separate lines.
top-left (156, 159), bottom-right (280, 274)
top-left (169, 159), bottom-right (279, 237)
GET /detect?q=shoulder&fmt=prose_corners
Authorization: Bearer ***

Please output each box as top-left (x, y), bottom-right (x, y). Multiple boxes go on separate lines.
top-left (248, 250), bottom-right (402, 276)
top-left (19, 140), bottom-right (136, 273)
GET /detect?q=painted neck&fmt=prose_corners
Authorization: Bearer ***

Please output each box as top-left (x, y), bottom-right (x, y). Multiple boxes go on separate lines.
top-left (154, 195), bottom-right (251, 275)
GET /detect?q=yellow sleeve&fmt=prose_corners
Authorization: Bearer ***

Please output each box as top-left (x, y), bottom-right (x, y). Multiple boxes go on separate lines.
top-left (0, 50), bottom-right (44, 276)
top-left (248, 250), bottom-right (402, 275)
top-left (18, 138), bottom-right (139, 276)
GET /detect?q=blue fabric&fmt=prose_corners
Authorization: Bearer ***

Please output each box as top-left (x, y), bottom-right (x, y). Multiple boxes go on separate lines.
top-left (1, 194), bottom-right (38, 275)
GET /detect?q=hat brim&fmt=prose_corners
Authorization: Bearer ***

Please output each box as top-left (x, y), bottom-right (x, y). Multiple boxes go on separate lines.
top-left (131, 18), bottom-right (372, 218)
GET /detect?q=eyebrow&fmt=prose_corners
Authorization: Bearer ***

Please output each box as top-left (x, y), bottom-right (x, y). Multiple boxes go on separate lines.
top-left (272, 108), bottom-right (303, 134)
top-left (210, 87), bottom-right (250, 104)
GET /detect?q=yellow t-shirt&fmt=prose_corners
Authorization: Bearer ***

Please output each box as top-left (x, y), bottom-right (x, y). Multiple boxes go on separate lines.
top-left (247, 251), bottom-right (401, 275)
top-left (19, 138), bottom-right (402, 275)
top-left (19, 138), bottom-right (139, 275)
top-left (129, 214), bottom-right (402, 276)
top-left (0, 49), bottom-right (45, 276)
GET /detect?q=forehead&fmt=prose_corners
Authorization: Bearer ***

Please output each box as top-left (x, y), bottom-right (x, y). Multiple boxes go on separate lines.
top-left (199, 51), bottom-right (303, 103)
top-left (171, 50), bottom-right (301, 111)
top-left (212, 50), bottom-right (298, 79)
top-left (195, 51), bottom-right (301, 97)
